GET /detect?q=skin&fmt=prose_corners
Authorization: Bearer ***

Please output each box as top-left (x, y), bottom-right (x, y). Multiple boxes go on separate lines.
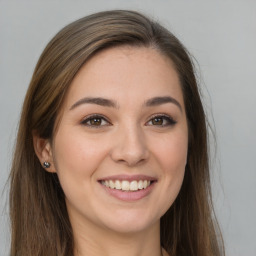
top-left (34, 46), bottom-right (188, 256)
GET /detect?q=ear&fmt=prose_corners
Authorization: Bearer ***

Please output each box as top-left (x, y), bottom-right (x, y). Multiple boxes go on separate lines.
top-left (32, 132), bottom-right (56, 173)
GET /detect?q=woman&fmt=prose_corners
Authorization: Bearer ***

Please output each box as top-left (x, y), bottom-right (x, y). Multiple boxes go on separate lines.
top-left (9, 10), bottom-right (224, 256)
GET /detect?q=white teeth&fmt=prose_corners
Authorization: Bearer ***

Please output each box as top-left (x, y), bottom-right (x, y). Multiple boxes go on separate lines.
top-left (130, 181), bottom-right (138, 191)
top-left (101, 179), bottom-right (152, 191)
top-left (109, 180), bottom-right (115, 189)
top-left (138, 180), bottom-right (143, 189)
top-left (115, 180), bottom-right (121, 189)
top-left (121, 180), bottom-right (130, 191)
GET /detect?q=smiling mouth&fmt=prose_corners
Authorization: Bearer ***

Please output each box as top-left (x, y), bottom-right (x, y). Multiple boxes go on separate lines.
top-left (100, 180), bottom-right (155, 192)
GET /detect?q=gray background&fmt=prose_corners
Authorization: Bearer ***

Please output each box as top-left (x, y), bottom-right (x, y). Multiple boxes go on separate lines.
top-left (0, 0), bottom-right (255, 255)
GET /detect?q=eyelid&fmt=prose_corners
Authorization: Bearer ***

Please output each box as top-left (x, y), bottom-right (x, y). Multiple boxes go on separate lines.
top-left (80, 113), bottom-right (176, 127)
top-left (80, 114), bottom-right (112, 127)
top-left (145, 113), bottom-right (177, 126)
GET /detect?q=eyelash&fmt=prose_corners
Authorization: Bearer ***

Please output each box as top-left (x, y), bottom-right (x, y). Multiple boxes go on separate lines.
top-left (80, 114), bottom-right (111, 128)
top-left (80, 114), bottom-right (176, 128)
top-left (145, 114), bottom-right (177, 127)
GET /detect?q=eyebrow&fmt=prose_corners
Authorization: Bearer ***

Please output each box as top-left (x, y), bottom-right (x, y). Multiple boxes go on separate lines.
top-left (69, 96), bottom-right (182, 111)
top-left (145, 96), bottom-right (182, 111)
top-left (70, 97), bottom-right (119, 110)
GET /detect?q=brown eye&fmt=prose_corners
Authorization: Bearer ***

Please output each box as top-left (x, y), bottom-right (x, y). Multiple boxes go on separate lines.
top-left (90, 118), bottom-right (102, 126)
top-left (81, 115), bottom-right (110, 127)
top-left (152, 117), bottom-right (164, 125)
top-left (146, 115), bottom-right (176, 127)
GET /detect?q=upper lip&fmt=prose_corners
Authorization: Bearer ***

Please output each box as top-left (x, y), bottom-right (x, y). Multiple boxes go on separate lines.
top-left (98, 174), bottom-right (157, 182)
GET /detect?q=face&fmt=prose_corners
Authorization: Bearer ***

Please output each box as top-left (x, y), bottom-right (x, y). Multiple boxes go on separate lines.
top-left (48, 46), bottom-right (188, 235)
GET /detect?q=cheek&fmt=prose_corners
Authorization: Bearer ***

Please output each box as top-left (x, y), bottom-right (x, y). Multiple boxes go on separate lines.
top-left (155, 131), bottom-right (188, 173)
top-left (52, 130), bottom-right (109, 185)
top-left (161, 141), bottom-right (187, 193)
top-left (152, 131), bottom-right (188, 210)
top-left (51, 130), bottom-right (111, 211)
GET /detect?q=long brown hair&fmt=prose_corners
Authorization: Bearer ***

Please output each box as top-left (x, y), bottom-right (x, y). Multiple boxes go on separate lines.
top-left (9, 10), bottom-right (224, 256)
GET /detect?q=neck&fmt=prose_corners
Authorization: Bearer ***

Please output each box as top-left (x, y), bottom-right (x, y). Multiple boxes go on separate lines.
top-left (72, 219), bottom-right (163, 256)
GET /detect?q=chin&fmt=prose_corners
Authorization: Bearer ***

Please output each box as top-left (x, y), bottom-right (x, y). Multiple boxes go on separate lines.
top-left (99, 208), bottom-right (161, 235)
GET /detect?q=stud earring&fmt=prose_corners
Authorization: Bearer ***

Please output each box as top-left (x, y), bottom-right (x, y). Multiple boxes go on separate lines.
top-left (43, 161), bottom-right (51, 168)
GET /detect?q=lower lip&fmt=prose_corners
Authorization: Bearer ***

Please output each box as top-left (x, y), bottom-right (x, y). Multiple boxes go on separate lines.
top-left (100, 182), bottom-right (155, 202)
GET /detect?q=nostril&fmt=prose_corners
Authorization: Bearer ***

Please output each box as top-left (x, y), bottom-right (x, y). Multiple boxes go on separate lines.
top-left (111, 150), bottom-right (149, 167)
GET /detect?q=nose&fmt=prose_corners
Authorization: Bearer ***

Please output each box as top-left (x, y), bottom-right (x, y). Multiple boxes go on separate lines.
top-left (110, 124), bottom-right (149, 167)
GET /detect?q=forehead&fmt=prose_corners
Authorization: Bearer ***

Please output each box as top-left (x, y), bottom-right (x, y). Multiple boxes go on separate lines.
top-left (64, 46), bottom-right (184, 109)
